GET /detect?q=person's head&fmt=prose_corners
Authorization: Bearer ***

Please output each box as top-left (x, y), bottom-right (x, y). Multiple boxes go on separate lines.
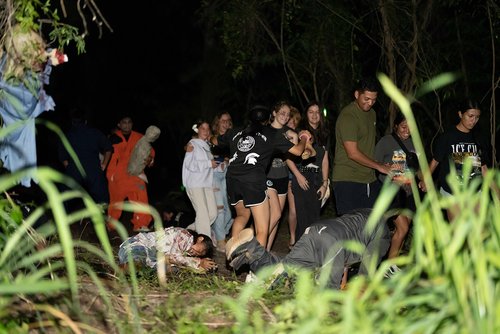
top-left (287, 106), bottom-right (301, 130)
top-left (242, 104), bottom-right (270, 136)
top-left (456, 98), bottom-right (481, 133)
top-left (117, 116), bottom-right (133, 135)
top-left (192, 119), bottom-right (211, 141)
top-left (270, 101), bottom-right (291, 128)
top-left (299, 100), bottom-right (329, 146)
top-left (354, 77), bottom-right (379, 112)
top-left (304, 101), bottom-right (322, 129)
top-left (69, 107), bottom-right (88, 126)
top-left (186, 230), bottom-right (214, 258)
top-left (249, 104), bottom-right (270, 124)
top-left (160, 204), bottom-right (176, 221)
top-left (392, 112), bottom-right (410, 140)
top-left (212, 112), bottom-right (233, 136)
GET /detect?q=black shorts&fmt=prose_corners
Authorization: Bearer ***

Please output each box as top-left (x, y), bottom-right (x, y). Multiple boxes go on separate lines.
top-left (266, 177), bottom-right (288, 195)
top-left (390, 187), bottom-right (416, 212)
top-left (226, 175), bottom-right (267, 207)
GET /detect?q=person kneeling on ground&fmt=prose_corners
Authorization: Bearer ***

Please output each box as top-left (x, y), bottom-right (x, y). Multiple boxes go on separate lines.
top-left (226, 208), bottom-right (390, 289)
top-left (119, 227), bottom-right (217, 273)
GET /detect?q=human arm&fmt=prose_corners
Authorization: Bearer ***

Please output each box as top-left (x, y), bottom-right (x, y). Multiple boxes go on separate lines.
top-left (343, 141), bottom-right (391, 175)
top-left (418, 158), bottom-right (439, 192)
top-left (287, 130), bottom-right (311, 156)
top-left (100, 151), bottom-right (112, 171)
top-left (317, 151), bottom-right (330, 199)
top-left (184, 141), bottom-right (214, 172)
top-left (159, 230), bottom-right (214, 271)
top-left (286, 158), bottom-right (309, 190)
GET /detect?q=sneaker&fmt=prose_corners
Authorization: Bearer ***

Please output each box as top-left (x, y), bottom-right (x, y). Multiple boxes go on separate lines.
top-left (245, 271), bottom-right (258, 283)
top-left (133, 226), bottom-right (150, 233)
top-left (225, 228), bottom-right (254, 260)
top-left (384, 264), bottom-right (401, 278)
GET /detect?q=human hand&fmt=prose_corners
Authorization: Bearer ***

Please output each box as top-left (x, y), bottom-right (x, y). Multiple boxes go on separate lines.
top-left (286, 130), bottom-right (299, 144)
top-left (317, 185), bottom-right (326, 200)
top-left (211, 160), bottom-right (218, 168)
top-left (199, 258), bottom-right (218, 272)
top-left (298, 130), bottom-right (312, 142)
top-left (377, 163), bottom-right (392, 175)
top-left (418, 180), bottom-right (427, 192)
top-left (296, 173), bottom-right (309, 190)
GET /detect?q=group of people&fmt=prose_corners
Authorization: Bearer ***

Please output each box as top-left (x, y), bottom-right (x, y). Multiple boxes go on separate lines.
top-left (181, 100), bottom-right (332, 257)
top-left (59, 77), bottom-right (493, 287)
top-left (224, 79), bottom-right (492, 287)
top-left (58, 111), bottom-right (159, 233)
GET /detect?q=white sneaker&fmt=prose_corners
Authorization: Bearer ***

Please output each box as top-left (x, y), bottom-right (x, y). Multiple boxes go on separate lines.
top-left (245, 271), bottom-right (258, 283)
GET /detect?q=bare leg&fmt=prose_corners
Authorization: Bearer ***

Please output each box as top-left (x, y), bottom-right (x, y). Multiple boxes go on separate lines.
top-left (287, 181), bottom-right (297, 248)
top-left (250, 197), bottom-right (270, 248)
top-left (231, 201), bottom-right (251, 239)
top-left (267, 192), bottom-right (287, 251)
top-left (387, 215), bottom-right (411, 259)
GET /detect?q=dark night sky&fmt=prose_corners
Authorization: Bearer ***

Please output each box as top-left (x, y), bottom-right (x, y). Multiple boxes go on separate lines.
top-left (37, 1), bottom-right (206, 200)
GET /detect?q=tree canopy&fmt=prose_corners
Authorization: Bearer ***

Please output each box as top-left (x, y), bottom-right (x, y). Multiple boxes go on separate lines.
top-left (200, 0), bottom-right (500, 165)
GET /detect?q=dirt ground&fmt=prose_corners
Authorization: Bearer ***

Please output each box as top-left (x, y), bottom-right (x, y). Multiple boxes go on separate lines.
top-left (72, 211), bottom-right (295, 282)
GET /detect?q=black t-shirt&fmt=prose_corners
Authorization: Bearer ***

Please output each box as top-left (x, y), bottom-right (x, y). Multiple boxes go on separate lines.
top-left (224, 125), bottom-right (294, 181)
top-left (433, 126), bottom-right (486, 192)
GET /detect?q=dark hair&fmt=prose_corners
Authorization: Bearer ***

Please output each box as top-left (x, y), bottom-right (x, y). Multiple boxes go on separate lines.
top-left (187, 229), bottom-right (214, 258)
top-left (393, 111), bottom-right (406, 128)
top-left (192, 119), bottom-right (210, 135)
top-left (243, 104), bottom-right (270, 136)
top-left (269, 100), bottom-right (290, 123)
top-left (69, 107), bottom-right (88, 125)
top-left (457, 98), bottom-right (481, 113)
top-left (118, 115), bottom-right (132, 122)
top-left (299, 100), bottom-right (330, 147)
top-left (354, 76), bottom-right (380, 94)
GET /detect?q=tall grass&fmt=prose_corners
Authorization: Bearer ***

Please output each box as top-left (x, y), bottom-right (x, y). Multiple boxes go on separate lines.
top-left (0, 75), bottom-right (498, 332)
top-left (217, 74), bottom-right (500, 333)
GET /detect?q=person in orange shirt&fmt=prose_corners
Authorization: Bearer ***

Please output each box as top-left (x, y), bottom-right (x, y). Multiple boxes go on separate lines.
top-left (106, 116), bottom-right (155, 232)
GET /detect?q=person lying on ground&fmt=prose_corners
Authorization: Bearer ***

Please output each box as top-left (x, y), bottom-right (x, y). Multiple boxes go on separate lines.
top-left (226, 208), bottom-right (390, 289)
top-left (118, 227), bottom-right (216, 273)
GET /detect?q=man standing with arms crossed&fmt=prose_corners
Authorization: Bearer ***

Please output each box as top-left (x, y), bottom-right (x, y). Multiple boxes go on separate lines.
top-left (332, 77), bottom-right (391, 216)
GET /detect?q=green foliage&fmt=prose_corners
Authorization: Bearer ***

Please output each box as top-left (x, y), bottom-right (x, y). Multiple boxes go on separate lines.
top-left (10, 0), bottom-right (85, 52)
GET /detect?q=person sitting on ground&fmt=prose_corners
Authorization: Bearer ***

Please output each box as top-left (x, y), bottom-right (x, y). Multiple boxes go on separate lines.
top-left (225, 208), bottom-right (390, 290)
top-left (118, 226), bottom-right (216, 273)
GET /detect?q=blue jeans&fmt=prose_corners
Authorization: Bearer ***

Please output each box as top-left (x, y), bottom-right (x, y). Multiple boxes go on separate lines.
top-left (212, 169), bottom-right (233, 241)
